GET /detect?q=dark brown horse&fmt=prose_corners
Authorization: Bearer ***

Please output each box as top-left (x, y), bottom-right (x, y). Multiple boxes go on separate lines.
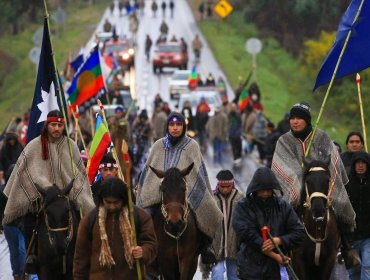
top-left (292, 158), bottom-right (341, 280)
top-left (33, 180), bottom-right (79, 280)
top-left (150, 163), bottom-right (202, 280)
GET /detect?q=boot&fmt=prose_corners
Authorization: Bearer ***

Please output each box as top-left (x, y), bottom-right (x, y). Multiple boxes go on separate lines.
top-left (340, 230), bottom-right (361, 269)
top-left (200, 234), bottom-right (217, 265)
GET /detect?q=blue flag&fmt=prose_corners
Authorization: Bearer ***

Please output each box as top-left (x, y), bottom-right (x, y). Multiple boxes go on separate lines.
top-left (70, 52), bottom-right (84, 72)
top-left (26, 18), bottom-right (67, 144)
top-left (314, 0), bottom-right (370, 91)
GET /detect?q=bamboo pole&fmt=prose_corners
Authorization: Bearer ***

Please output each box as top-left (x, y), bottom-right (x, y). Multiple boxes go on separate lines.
top-left (305, 0), bottom-right (365, 158)
top-left (97, 100), bottom-right (142, 280)
top-left (356, 73), bottom-right (368, 152)
top-left (69, 103), bottom-right (89, 155)
top-left (43, 0), bottom-right (76, 176)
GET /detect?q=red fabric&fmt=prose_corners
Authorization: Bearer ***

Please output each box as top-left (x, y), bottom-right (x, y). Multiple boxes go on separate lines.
top-left (47, 116), bottom-right (65, 123)
top-left (41, 134), bottom-right (49, 160)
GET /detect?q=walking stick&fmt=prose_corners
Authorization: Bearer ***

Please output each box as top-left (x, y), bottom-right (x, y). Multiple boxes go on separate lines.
top-left (356, 73), bottom-right (368, 152)
top-left (262, 226), bottom-right (300, 280)
top-left (97, 100), bottom-right (142, 280)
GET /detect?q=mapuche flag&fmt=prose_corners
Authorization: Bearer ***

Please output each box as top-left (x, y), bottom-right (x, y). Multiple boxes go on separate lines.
top-left (87, 113), bottom-right (112, 184)
top-left (314, 0), bottom-right (370, 90)
top-left (238, 88), bottom-right (250, 112)
top-left (67, 47), bottom-right (106, 112)
top-left (26, 18), bottom-right (68, 144)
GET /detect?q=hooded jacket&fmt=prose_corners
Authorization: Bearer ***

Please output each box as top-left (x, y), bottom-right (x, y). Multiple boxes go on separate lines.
top-left (233, 167), bottom-right (304, 280)
top-left (346, 151), bottom-right (370, 240)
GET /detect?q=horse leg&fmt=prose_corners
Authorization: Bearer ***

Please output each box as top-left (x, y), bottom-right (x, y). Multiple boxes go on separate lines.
top-left (322, 255), bottom-right (337, 280)
top-left (178, 255), bottom-right (199, 280)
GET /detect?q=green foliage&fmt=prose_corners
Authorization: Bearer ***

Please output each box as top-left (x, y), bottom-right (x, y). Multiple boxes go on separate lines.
top-left (301, 31), bottom-right (336, 79)
top-left (0, 1), bottom-right (107, 127)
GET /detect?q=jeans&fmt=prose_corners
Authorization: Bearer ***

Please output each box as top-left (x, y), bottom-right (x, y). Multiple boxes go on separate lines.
top-left (211, 258), bottom-right (238, 280)
top-left (3, 225), bottom-right (26, 276)
top-left (213, 138), bottom-right (224, 163)
top-left (348, 238), bottom-right (370, 280)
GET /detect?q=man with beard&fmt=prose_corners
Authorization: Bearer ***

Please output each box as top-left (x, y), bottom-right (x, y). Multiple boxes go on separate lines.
top-left (74, 177), bottom-right (157, 279)
top-left (137, 112), bottom-right (222, 264)
top-left (2, 110), bottom-right (94, 245)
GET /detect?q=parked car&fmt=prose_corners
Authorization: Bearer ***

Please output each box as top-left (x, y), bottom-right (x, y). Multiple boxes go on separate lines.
top-left (168, 69), bottom-right (191, 99)
top-left (152, 42), bottom-right (188, 73)
top-left (102, 38), bottom-right (135, 69)
top-left (178, 89), bottom-right (222, 117)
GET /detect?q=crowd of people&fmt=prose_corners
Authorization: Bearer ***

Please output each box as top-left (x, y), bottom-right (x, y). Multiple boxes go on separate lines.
top-left (0, 82), bottom-right (369, 279)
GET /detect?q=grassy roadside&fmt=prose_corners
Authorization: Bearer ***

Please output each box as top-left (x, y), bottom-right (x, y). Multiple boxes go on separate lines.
top-left (188, 1), bottom-right (355, 146)
top-left (0, 1), bottom-right (107, 128)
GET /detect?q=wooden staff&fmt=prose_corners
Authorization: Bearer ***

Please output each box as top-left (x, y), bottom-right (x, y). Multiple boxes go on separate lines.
top-left (97, 99), bottom-right (142, 280)
top-left (68, 102), bottom-right (89, 154)
top-left (89, 107), bottom-right (95, 138)
top-left (356, 73), bottom-right (368, 152)
top-left (305, 0), bottom-right (365, 158)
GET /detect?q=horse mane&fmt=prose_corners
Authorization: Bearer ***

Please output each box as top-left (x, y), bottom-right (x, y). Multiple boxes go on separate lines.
top-left (161, 167), bottom-right (186, 193)
top-left (43, 185), bottom-right (63, 206)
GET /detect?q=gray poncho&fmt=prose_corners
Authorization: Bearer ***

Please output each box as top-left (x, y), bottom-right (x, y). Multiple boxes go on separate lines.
top-left (137, 136), bottom-right (222, 238)
top-left (3, 135), bottom-right (94, 224)
top-left (272, 129), bottom-right (355, 229)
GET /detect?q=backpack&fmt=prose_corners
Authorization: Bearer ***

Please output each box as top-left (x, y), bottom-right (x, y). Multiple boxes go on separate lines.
top-left (88, 206), bottom-right (141, 241)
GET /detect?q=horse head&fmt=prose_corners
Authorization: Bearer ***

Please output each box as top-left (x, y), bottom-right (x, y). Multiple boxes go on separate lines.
top-left (35, 179), bottom-right (74, 253)
top-left (303, 156), bottom-right (331, 222)
top-left (150, 163), bottom-right (194, 237)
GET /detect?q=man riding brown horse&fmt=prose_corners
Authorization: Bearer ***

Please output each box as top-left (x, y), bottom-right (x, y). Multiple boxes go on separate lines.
top-left (137, 112), bottom-right (222, 265)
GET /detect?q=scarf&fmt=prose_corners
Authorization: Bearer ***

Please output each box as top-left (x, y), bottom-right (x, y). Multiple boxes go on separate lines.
top-left (98, 206), bottom-right (134, 269)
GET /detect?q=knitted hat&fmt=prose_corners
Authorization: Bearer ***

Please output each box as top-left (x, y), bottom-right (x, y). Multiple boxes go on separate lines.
top-left (290, 102), bottom-right (311, 124)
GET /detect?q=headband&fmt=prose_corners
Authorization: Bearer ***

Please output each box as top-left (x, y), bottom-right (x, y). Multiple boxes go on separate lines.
top-left (217, 179), bottom-right (235, 186)
top-left (47, 116), bottom-right (65, 123)
top-left (99, 163), bottom-right (118, 169)
top-left (168, 116), bottom-right (183, 123)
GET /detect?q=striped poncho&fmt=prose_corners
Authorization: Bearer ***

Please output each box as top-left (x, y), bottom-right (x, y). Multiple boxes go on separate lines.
top-left (137, 135), bottom-right (222, 238)
top-left (271, 129), bottom-right (355, 229)
top-left (2, 135), bottom-right (94, 224)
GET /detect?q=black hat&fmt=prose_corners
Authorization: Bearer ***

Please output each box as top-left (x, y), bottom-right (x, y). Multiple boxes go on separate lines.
top-left (99, 177), bottom-right (128, 205)
top-left (290, 102), bottom-right (311, 124)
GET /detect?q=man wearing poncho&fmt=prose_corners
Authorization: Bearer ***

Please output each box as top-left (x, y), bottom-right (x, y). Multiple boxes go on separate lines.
top-left (271, 102), bottom-right (359, 267)
top-left (137, 111), bottom-right (222, 264)
top-left (2, 110), bottom-right (94, 232)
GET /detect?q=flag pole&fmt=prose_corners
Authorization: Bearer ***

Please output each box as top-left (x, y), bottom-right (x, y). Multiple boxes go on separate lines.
top-left (43, 0), bottom-right (76, 176)
top-left (356, 73), bottom-right (368, 152)
top-left (97, 99), bottom-right (142, 280)
top-left (305, 0), bottom-right (365, 158)
top-left (68, 103), bottom-right (90, 155)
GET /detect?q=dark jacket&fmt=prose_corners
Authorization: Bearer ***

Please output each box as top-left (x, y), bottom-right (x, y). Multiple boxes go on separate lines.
top-left (341, 151), bottom-right (355, 175)
top-left (233, 167), bottom-right (304, 280)
top-left (346, 151), bottom-right (370, 240)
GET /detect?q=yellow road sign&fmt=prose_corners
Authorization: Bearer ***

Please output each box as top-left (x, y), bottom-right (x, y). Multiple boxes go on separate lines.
top-left (214, 0), bottom-right (233, 19)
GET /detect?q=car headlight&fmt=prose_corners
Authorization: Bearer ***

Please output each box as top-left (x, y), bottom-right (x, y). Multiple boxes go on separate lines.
top-left (128, 48), bottom-right (134, 55)
top-left (174, 54), bottom-right (182, 60)
top-left (121, 53), bottom-right (130, 60)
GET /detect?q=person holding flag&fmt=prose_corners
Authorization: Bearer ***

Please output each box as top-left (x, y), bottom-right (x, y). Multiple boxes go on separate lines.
top-left (3, 110), bottom-right (95, 245)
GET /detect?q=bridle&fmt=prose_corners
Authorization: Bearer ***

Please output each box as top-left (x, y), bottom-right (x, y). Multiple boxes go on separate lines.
top-left (302, 166), bottom-right (333, 265)
top-left (160, 180), bottom-right (190, 240)
top-left (41, 194), bottom-right (74, 248)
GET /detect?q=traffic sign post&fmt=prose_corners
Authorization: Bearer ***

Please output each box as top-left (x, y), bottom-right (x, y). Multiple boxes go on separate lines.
top-left (245, 38), bottom-right (262, 81)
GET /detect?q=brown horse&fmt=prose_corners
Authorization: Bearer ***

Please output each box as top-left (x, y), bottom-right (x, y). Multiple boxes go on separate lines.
top-left (32, 180), bottom-right (79, 280)
top-left (149, 163), bottom-right (202, 280)
top-left (292, 158), bottom-right (341, 280)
